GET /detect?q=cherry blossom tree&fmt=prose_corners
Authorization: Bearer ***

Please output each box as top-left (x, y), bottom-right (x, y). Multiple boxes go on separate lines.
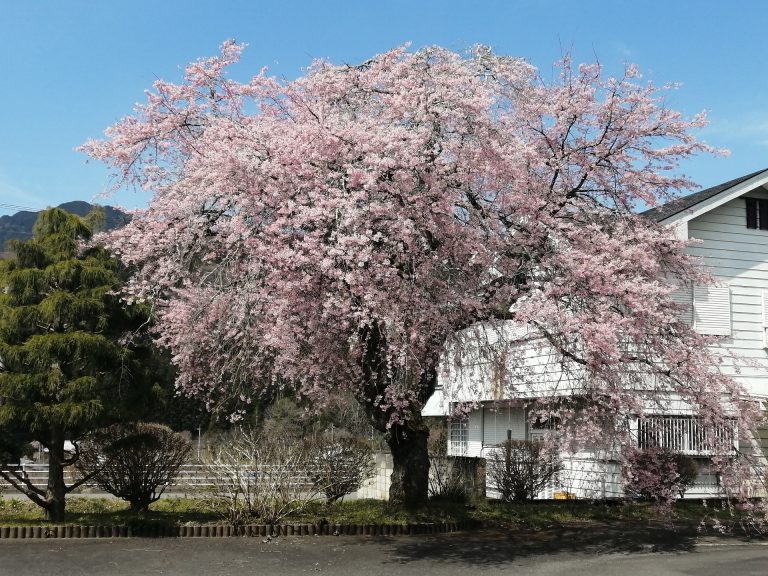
top-left (82, 42), bottom-right (764, 508)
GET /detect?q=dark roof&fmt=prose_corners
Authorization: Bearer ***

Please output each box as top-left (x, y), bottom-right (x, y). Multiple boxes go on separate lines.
top-left (642, 168), bottom-right (768, 222)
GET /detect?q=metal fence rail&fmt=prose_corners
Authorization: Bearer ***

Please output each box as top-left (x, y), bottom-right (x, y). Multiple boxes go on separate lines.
top-left (0, 463), bottom-right (317, 492)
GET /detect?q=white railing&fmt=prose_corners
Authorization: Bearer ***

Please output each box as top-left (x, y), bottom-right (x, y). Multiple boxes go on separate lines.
top-left (635, 416), bottom-right (735, 455)
top-left (0, 463), bottom-right (317, 492)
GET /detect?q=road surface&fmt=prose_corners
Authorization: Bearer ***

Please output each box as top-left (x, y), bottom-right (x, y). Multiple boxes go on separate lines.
top-left (1, 528), bottom-right (767, 575)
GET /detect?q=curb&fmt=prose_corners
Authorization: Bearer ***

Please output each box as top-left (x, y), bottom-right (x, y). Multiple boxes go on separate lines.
top-left (0, 520), bottom-right (480, 539)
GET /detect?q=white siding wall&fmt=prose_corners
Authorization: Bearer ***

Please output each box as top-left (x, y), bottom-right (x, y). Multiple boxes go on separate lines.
top-left (556, 458), bottom-right (623, 499)
top-left (431, 187), bottom-right (768, 410)
top-left (433, 323), bottom-right (583, 408)
top-left (687, 190), bottom-right (768, 398)
top-left (457, 404), bottom-right (725, 499)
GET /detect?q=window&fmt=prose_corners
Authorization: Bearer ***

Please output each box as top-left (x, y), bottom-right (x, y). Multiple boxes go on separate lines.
top-left (745, 198), bottom-right (768, 230)
top-left (449, 420), bottom-right (468, 455)
top-left (528, 416), bottom-right (558, 443)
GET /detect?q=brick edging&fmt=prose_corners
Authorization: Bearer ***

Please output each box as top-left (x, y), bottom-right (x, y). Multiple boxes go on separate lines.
top-left (0, 520), bottom-right (480, 539)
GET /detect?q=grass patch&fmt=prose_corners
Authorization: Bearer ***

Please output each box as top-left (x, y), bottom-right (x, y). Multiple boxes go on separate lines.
top-left (299, 497), bottom-right (746, 528)
top-left (0, 496), bottom-right (219, 526)
top-left (473, 500), bottom-right (658, 527)
top-left (291, 498), bottom-right (471, 525)
top-left (281, 497), bottom-right (742, 528)
top-left (0, 493), bottom-right (745, 528)
top-left (469, 498), bottom-right (744, 528)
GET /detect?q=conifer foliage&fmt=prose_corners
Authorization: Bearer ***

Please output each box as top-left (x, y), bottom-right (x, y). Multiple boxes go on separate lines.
top-left (0, 208), bottom-right (152, 521)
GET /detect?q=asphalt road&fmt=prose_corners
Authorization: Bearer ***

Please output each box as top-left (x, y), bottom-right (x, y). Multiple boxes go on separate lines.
top-left (1, 528), bottom-right (767, 576)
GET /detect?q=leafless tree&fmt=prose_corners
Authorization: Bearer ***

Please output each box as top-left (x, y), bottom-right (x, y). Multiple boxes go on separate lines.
top-left (308, 437), bottom-right (375, 502)
top-left (202, 428), bottom-right (329, 526)
top-left (486, 440), bottom-right (561, 502)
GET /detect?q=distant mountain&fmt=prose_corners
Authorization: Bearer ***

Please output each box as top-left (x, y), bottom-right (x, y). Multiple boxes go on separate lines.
top-left (0, 201), bottom-right (130, 256)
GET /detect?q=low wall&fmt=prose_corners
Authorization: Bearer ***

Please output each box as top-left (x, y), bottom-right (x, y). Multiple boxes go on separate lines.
top-left (355, 452), bottom-right (393, 500)
top-left (355, 453), bottom-right (486, 500)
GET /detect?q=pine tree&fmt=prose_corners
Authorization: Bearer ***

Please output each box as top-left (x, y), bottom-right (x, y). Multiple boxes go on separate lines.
top-left (0, 208), bottom-right (157, 521)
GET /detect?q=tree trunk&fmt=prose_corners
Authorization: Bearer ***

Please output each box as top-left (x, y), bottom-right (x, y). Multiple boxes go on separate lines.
top-left (386, 415), bottom-right (430, 508)
top-left (359, 321), bottom-right (437, 509)
top-left (44, 426), bottom-right (67, 522)
top-left (130, 499), bottom-right (151, 514)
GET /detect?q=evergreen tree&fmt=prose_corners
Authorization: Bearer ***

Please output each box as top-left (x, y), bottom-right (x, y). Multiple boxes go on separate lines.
top-left (0, 208), bottom-right (157, 521)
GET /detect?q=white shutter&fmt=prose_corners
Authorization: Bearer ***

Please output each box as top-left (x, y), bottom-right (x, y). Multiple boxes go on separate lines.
top-left (693, 285), bottom-right (732, 336)
top-left (762, 290), bottom-right (768, 346)
top-left (669, 284), bottom-right (693, 325)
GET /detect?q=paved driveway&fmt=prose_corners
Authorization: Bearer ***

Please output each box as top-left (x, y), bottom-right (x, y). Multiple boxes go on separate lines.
top-left (1, 528), bottom-right (767, 576)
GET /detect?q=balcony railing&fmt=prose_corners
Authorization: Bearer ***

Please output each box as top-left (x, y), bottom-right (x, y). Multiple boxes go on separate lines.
top-left (635, 416), bottom-right (735, 455)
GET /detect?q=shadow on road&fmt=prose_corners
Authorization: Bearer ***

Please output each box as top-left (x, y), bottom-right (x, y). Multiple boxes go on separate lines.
top-left (385, 523), bottom-right (703, 568)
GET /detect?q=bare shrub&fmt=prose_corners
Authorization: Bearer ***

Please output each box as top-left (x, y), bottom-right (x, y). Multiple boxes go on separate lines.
top-left (428, 457), bottom-right (469, 501)
top-left (77, 423), bottom-right (191, 512)
top-left (202, 428), bottom-right (325, 526)
top-left (426, 418), bottom-right (448, 457)
top-left (486, 440), bottom-right (561, 502)
top-left (308, 437), bottom-right (375, 502)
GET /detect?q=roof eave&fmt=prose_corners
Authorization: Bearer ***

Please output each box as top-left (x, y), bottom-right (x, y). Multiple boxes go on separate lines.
top-left (657, 169), bottom-right (768, 226)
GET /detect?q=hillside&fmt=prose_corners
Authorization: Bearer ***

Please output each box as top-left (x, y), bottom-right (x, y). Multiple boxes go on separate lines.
top-left (0, 201), bottom-right (129, 256)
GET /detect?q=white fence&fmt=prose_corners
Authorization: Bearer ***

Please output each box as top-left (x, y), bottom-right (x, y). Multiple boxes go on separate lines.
top-left (1, 453), bottom-right (477, 502)
top-left (0, 463), bottom-right (316, 493)
top-left (1, 452), bottom-right (727, 501)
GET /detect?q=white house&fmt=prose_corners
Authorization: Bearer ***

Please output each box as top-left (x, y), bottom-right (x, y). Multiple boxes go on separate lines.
top-left (424, 168), bottom-right (768, 499)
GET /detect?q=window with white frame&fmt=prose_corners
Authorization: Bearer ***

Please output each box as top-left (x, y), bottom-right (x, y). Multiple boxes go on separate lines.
top-left (449, 420), bottom-right (468, 455)
top-left (528, 416), bottom-right (558, 443)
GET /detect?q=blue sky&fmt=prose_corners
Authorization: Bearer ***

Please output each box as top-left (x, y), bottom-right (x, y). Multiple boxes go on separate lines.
top-left (2, 0), bottom-right (768, 214)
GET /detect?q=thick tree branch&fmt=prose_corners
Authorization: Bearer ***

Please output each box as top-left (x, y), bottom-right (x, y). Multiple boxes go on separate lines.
top-left (0, 468), bottom-right (47, 506)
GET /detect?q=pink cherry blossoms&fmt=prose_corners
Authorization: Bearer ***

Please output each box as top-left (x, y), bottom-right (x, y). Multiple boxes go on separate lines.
top-left (82, 42), bottom-right (766, 508)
